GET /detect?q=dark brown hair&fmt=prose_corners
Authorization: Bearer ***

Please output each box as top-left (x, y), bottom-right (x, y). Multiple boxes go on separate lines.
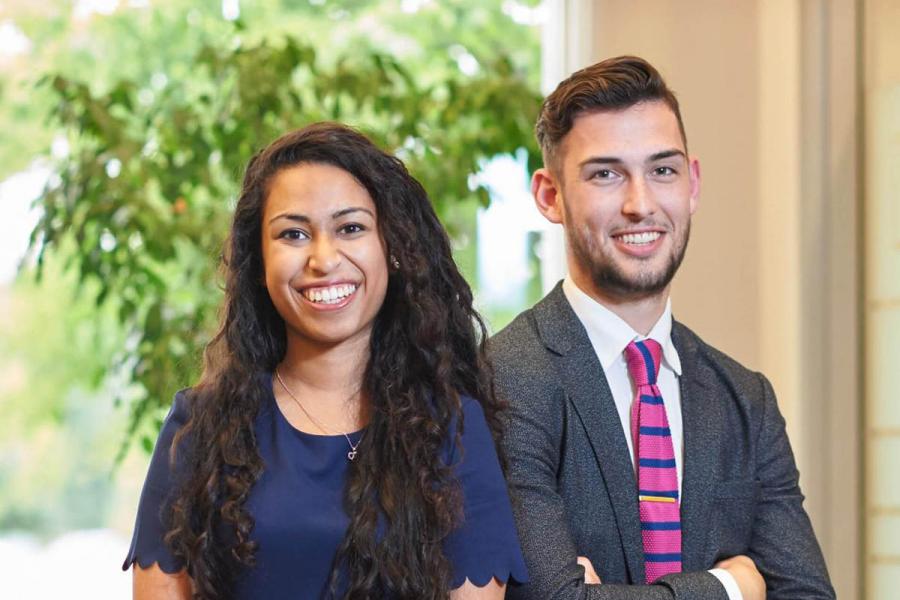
top-left (535, 55), bottom-right (686, 171)
top-left (164, 123), bottom-right (501, 599)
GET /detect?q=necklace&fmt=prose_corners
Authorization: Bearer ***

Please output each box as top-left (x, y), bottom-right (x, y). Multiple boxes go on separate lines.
top-left (274, 369), bottom-right (361, 461)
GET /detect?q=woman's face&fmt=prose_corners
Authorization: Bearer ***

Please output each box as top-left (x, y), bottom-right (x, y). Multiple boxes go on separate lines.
top-left (261, 163), bottom-right (389, 351)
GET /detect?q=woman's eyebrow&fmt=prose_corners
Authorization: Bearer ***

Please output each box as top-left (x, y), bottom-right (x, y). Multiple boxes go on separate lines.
top-left (268, 213), bottom-right (309, 224)
top-left (269, 206), bottom-right (375, 224)
top-left (331, 207), bottom-right (374, 219)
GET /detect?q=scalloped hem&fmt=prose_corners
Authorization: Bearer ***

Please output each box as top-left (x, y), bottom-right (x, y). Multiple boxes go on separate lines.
top-left (122, 554), bottom-right (185, 574)
top-left (450, 566), bottom-right (529, 589)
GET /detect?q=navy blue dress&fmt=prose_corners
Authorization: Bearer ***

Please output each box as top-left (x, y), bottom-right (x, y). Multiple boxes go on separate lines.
top-left (123, 374), bottom-right (527, 598)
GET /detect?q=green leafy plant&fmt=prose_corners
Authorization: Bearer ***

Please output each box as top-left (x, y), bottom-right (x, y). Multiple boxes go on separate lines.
top-left (30, 33), bottom-right (541, 457)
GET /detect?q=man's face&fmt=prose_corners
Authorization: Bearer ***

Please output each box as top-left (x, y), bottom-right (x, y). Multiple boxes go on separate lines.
top-left (536, 100), bottom-right (700, 303)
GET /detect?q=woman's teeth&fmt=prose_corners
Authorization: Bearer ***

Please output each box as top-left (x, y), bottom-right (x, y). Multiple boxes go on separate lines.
top-left (302, 284), bottom-right (357, 304)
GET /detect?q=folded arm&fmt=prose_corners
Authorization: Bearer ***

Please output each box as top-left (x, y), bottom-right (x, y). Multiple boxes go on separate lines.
top-left (745, 374), bottom-right (835, 599)
top-left (499, 378), bottom-right (729, 600)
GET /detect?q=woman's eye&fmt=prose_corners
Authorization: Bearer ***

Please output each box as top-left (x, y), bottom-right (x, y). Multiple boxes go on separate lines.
top-left (279, 229), bottom-right (306, 241)
top-left (340, 223), bottom-right (365, 235)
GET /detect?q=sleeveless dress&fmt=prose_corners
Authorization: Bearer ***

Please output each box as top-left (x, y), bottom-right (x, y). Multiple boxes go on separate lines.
top-left (122, 374), bottom-right (528, 598)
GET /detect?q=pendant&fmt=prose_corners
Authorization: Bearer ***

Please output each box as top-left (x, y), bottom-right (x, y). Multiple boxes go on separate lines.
top-left (347, 450), bottom-right (357, 461)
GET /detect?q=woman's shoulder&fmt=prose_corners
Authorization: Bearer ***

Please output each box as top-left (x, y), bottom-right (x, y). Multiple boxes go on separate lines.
top-left (443, 394), bottom-right (530, 587)
top-left (166, 388), bottom-right (193, 428)
top-left (457, 393), bottom-right (483, 420)
top-left (140, 389), bottom-right (194, 491)
top-left (163, 373), bottom-right (275, 436)
top-left (444, 394), bottom-right (495, 465)
top-left (140, 389), bottom-right (190, 459)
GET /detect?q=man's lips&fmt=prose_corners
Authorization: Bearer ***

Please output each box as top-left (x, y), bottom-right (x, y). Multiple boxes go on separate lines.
top-left (615, 231), bottom-right (662, 245)
top-left (611, 230), bottom-right (665, 257)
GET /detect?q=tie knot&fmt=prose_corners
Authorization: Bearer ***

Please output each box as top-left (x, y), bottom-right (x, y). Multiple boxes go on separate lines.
top-left (625, 339), bottom-right (662, 386)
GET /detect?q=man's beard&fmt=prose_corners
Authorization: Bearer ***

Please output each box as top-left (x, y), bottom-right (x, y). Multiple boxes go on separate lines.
top-left (568, 223), bottom-right (690, 301)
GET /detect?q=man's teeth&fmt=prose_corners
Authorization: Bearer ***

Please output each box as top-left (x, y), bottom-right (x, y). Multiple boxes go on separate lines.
top-left (618, 232), bottom-right (661, 245)
top-left (303, 284), bottom-right (357, 304)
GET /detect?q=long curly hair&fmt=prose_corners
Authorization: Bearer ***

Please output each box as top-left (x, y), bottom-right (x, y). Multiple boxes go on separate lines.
top-left (163, 122), bottom-right (501, 599)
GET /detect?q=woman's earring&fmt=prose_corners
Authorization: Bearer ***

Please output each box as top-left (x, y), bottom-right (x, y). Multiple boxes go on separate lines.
top-left (390, 255), bottom-right (400, 269)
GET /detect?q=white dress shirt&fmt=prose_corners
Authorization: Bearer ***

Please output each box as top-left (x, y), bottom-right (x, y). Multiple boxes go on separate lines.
top-left (562, 277), bottom-right (743, 600)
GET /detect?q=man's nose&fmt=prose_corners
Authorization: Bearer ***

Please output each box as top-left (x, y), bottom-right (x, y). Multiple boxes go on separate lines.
top-left (622, 179), bottom-right (657, 219)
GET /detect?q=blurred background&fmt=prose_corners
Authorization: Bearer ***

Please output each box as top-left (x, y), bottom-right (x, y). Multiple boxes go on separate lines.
top-left (0, 1), bottom-right (896, 598)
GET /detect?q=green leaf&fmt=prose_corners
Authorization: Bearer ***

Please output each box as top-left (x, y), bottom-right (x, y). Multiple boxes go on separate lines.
top-left (28, 18), bottom-right (541, 456)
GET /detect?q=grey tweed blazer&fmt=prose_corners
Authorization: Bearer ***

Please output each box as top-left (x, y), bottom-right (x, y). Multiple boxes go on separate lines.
top-left (490, 283), bottom-right (834, 600)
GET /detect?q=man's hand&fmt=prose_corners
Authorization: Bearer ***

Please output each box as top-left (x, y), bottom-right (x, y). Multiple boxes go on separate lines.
top-left (715, 555), bottom-right (766, 600)
top-left (576, 556), bottom-right (601, 584)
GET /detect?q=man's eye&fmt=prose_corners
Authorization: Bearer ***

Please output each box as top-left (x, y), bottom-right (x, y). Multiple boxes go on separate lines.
top-left (654, 166), bottom-right (676, 176)
top-left (593, 169), bottom-right (615, 179)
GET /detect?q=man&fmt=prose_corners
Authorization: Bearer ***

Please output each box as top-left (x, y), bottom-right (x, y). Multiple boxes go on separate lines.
top-left (490, 56), bottom-right (835, 599)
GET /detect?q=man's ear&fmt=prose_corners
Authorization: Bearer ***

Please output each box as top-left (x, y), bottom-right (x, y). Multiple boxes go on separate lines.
top-left (532, 167), bottom-right (564, 224)
top-left (688, 156), bottom-right (701, 215)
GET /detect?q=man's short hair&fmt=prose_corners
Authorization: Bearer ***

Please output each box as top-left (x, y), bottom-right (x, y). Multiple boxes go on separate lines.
top-left (535, 55), bottom-right (687, 172)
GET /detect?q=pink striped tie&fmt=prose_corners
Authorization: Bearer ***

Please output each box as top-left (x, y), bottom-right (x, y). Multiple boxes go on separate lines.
top-left (625, 339), bottom-right (682, 583)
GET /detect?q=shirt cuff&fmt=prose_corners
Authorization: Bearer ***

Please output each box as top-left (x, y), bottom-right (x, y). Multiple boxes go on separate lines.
top-left (708, 568), bottom-right (744, 600)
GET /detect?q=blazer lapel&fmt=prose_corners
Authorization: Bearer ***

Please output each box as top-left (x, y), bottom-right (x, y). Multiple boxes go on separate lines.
top-left (673, 322), bottom-right (716, 570)
top-left (533, 284), bottom-right (645, 583)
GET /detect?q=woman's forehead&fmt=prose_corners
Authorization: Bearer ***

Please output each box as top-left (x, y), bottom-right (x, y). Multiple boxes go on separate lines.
top-left (263, 163), bottom-right (376, 221)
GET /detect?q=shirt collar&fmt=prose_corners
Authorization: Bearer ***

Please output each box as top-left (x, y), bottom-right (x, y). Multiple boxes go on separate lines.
top-left (562, 276), bottom-right (682, 376)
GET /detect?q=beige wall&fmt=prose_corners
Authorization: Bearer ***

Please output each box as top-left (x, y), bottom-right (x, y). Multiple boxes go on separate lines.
top-left (590, 0), bottom-right (764, 372)
top-left (545, 0), bottom-right (862, 596)
top-left (864, 0), bottom-right (900, 595)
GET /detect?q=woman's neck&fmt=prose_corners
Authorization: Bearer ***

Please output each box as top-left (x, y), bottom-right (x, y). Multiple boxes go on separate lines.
top-left (274, 331), bottom-right (371, 432)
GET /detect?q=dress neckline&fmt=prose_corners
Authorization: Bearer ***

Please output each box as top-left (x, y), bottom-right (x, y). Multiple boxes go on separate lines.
top-left (264, 372), bottom-right (366, 440)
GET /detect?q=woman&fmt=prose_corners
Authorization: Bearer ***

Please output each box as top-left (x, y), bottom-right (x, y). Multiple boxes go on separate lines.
top-left (123, 123), bottom-right (527, 599)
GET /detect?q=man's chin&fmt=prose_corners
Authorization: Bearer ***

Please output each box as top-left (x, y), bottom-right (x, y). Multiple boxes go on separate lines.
top-left (590, 268), bottom-right (675, 301)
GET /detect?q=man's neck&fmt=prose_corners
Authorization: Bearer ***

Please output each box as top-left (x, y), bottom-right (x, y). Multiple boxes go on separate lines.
top-left (569, 272), bottom-right (670, 336)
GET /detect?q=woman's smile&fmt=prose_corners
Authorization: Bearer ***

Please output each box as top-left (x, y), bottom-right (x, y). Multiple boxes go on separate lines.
top-left (298, 281), bottom-right (359, 308)
top-left (261, 163), bottom-right (389, 349)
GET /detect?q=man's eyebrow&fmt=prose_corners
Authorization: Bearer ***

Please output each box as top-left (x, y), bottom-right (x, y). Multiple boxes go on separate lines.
top-left (648, 149), bottom-right (686, 162)
top-left (577, 150), bottom-right (687, 170)
top-left (578, 156), bottom-right (625, 169)
top-left (268, 207), bottom-right (375, 224)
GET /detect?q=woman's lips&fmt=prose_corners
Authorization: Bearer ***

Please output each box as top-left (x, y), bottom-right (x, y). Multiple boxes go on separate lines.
top-left (299, 283), bottom-right (358, 310)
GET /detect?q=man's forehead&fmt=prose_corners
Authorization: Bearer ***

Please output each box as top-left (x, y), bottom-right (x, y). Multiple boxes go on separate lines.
top-left (559, 101), bottom-right (686, 164)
